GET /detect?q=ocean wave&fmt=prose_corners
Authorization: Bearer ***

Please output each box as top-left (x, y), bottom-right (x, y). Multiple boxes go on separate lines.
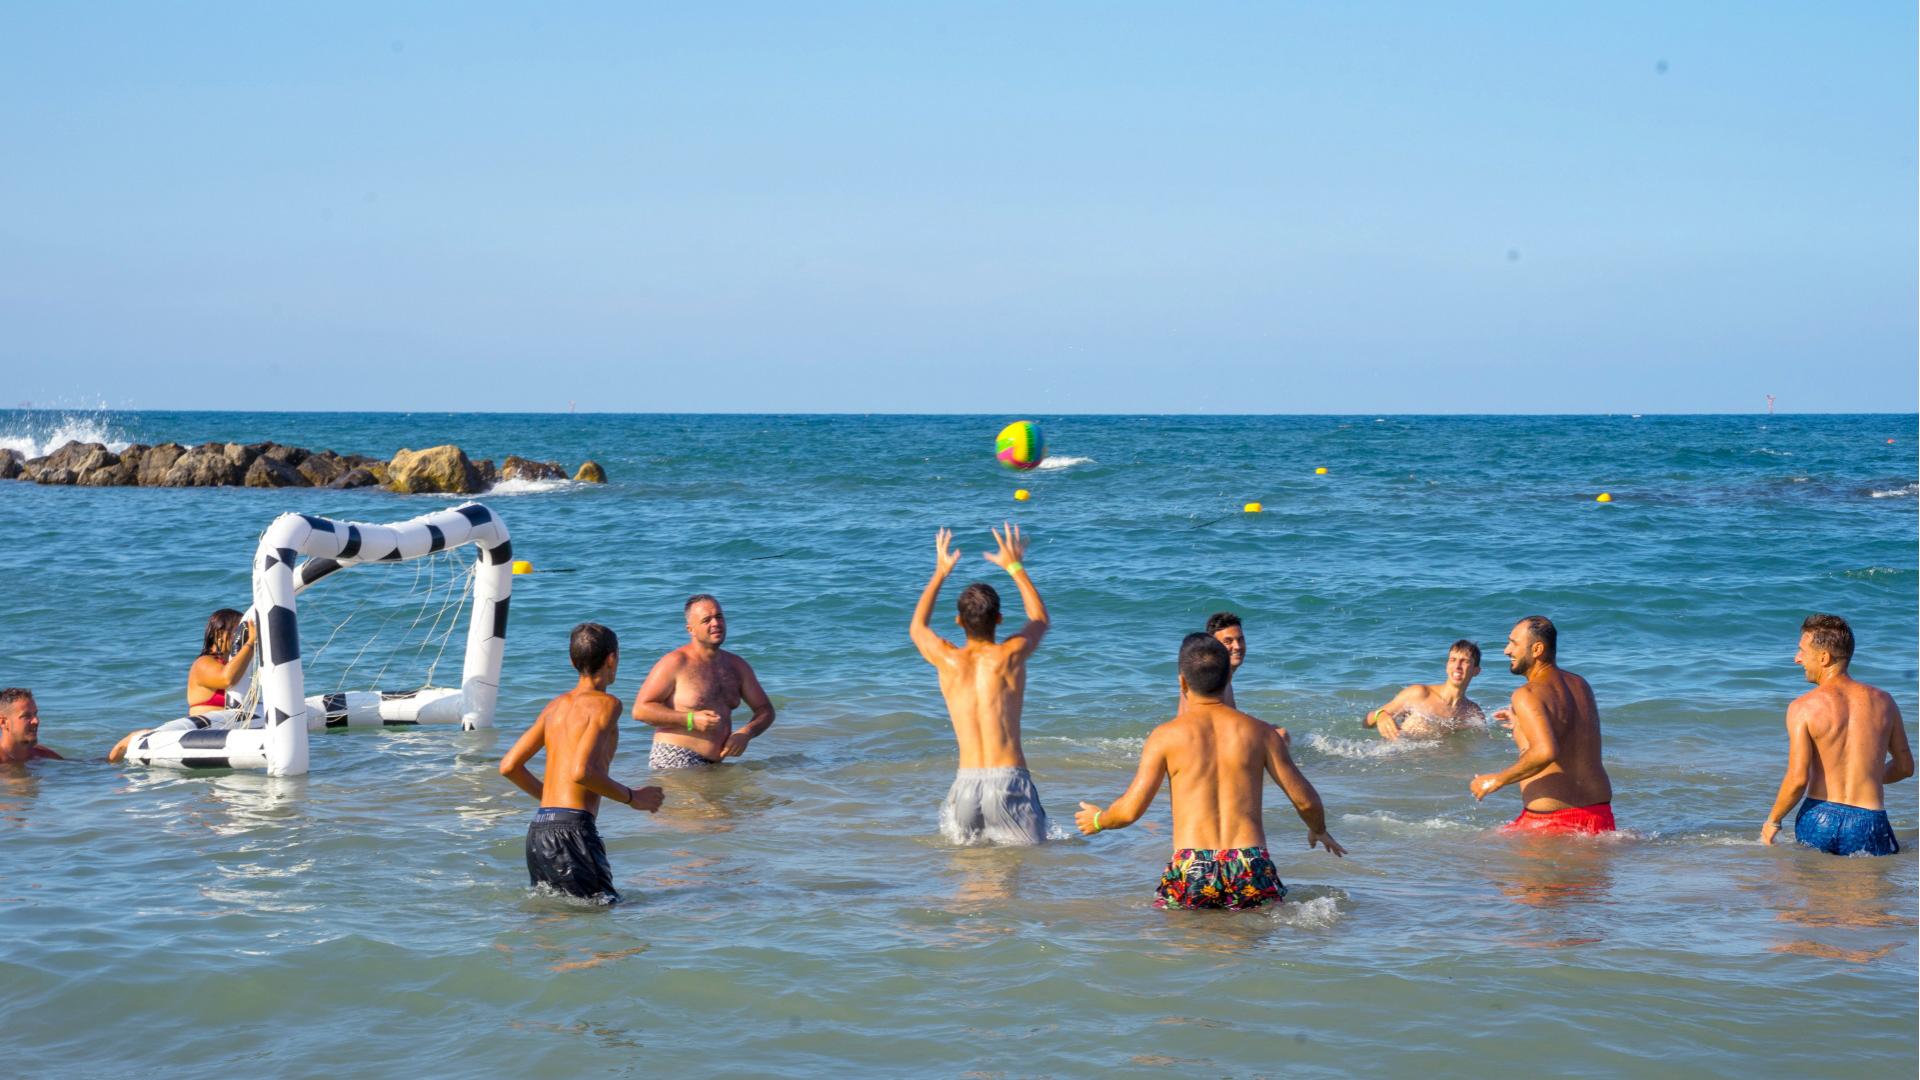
top-left (1751, 447), bottom-right (1792, 457)
top-left (1270, 893), bottom-right (1345, 929)
top-left (1868, 482), bottom-right (1917, 499)
top-left (0, 413), bottom-right (130, 458)
top-left (1301, 732), bottom-right (1425, 760)
top-left (484, 477), bottom-right (582, 496)
top-left (1036, 455), bottom-right (1095, 470)
top-left (1339, 811), bottom-right (1479, 834)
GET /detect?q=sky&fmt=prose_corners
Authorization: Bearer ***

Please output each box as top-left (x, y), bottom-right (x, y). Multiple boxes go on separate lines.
top-left (0, 3), bottom-right (1913, 413)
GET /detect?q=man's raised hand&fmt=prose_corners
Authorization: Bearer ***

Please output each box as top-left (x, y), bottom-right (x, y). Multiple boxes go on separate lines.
top-left (984, 522), bottom-right (1027, 570)
top-left (935, 527), bottom-right (962, 576)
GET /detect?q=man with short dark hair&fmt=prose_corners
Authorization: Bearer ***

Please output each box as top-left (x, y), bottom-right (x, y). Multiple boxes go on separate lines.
top-left (631, 594), bottom-right (777, 768)
top-left (500, 623), bottom-right (664, 904)
top-left (1761, 614), bottom-right (1912, 855)
top-left (1076, 636), bottom-right (1344, 910)
top-left (1365, 640), bottom-right (1486, 740)
top-left (1471, 617), bottom-right (1616, 834)
top-left (0, 689), bottom-right (60, 765)
top-left (1204, 612), bottom-right (1245, 708)
top-left (911, 523), bottom-right (1052, 845)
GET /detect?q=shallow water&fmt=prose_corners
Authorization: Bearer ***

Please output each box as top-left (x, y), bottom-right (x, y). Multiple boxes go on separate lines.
top-left (1, 411), bottom-right (1916, 1078)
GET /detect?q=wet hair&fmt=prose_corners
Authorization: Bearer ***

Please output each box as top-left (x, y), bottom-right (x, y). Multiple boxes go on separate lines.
top-left (1801, 613), bottom-right (1854, 666)
top-left (956, 583), bottom-right (1001, 640)
top-left (1517, 616), bottom-right (1556, 661)
top-left (1450, 639), bottom-right (1482, 666)
top-left (1205, 611), bottom-right (1243, 634)
top-left (201, 609), bottom-right (244, 657)
top-left (684, 593), bottom-right (719, 615)
top-left (1179, 633), bottom-right (1233, 696)
top-left (569, 622), bottom-right (619, 675)
top-left (0, 688), bottom-right (33, 712)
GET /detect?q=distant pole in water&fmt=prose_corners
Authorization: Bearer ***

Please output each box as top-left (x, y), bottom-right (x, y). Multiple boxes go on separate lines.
top-left (570, 400), bottom-right (576, 414)
top-left (1766, 394), bottom-right (1775, 415)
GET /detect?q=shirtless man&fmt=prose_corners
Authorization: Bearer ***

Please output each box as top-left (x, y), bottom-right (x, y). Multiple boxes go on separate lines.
top-left (1076, 635), bottom-right (1344, 910)
top-left (911, 523), bottom-right (1051, 845)
top-left (1365, 640), bottom-right (1486, 741)
top-left (631, 594), bottom-right (776, 769)
top-left (1, 689), bottom-right (61, 766)
top-left (1471, 617), bottom-right (1614, 834)
top-left (1206, 612), bottom-right (1246, 709)
top-left (1761, 613), bottom-right (1912, 856)
top-left (500, 623), bottom-right (664, 904)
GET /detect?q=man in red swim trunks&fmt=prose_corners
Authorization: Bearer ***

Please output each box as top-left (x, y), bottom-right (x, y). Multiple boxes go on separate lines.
top-left (1470, 616), bottom-right (1615, 834)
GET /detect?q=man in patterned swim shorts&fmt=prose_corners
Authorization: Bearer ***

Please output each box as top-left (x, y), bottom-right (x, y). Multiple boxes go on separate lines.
top-left (1077, 635), bottom-right (1346, 910)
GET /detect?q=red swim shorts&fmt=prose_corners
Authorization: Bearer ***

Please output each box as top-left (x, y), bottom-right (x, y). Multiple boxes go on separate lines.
top-left (1504, 802), bottom-right (1615, 835)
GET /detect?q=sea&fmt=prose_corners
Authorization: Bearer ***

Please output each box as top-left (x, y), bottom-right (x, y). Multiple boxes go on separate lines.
top-left (1, 410), bottom-right (1915, 1079)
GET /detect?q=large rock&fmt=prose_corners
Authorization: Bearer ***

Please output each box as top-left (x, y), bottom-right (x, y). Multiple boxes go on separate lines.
top-left (136, 443), bottom-right (186, 486)
top-left (474, 459), bottom-right (498, 487)
top-left (161, 446), bottom-right (244, 487)
top-left (296, 451), bottom-right (349, 487)
top-left (244, 455), bottom-right (309, 488)
top-left (78, 445), bottom-right (141, 487)
top-left (573, 460), bottom-right (607, 483)
top-left (387, 445), bottom-right (482, 495)
top-left (501, 455), bottom-right (566, 482)
top-left (223, 442), bottom-right (265, 471)
top-left (0, 449), bottom-right (21, 480)
top-left (262, 443), bottom-right (308, 467)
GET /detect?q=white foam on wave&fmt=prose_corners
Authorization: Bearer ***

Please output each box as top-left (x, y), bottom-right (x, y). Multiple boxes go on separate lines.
top-left (0, 414), bottom-right (130, 458)
top-left (1301, 731), bottom-right (1425, 760)
top-left (1752, 447), bottom-right (1792, 457)
top-left (484, 477), bottom-right (581, 496)
top-left (1272, 894), bottom-right (1345, 929)
top-left (1340, 810), bottom-right (1479, 835)
top-left (1869, 482), bottom-right (1917, 499)
top-left (1036, 455), bottom-right (1095, 470)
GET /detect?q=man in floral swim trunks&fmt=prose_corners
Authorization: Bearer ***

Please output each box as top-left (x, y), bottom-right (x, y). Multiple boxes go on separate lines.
top-left (1076, 635), bottom-right (1346, 910)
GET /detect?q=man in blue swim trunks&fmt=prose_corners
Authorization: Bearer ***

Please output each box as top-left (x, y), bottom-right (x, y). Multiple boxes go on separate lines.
top-left (1761, 614), bottom-right (1913, 856)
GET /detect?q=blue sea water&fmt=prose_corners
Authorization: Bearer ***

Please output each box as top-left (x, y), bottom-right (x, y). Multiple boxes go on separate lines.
top-left (1, 410), bottom-right (1916, 1079)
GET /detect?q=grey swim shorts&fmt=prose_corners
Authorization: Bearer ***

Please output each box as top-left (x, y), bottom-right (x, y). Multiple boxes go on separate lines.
top-left (940, 766), bottom-right (1050, 846)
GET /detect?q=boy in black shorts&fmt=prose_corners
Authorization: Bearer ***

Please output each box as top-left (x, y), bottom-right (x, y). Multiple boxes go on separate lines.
top-left (500, 623), bottom-right (664, 903)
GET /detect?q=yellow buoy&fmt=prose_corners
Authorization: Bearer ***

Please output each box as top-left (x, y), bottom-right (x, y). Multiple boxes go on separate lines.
top-left (1314, 467), bottom-right (1328, 475)
top-left (1595, 493), bottom-right (1612, 503)
top-left (1014, 489), bottom-right (1030, 501)
top-left (1243, 502), bottom-right (1263, 513)
top-left (511, 559), bottom-right (534, 574)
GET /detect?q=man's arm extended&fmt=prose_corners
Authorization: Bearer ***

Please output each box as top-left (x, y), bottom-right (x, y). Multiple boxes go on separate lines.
top-left (1471, 687), bottom-right (1557, 799)
top-left (910, 527), bottom-right (962, 663)
top-left (984, 523), bottom-right (1048, 655)
top-left (1365, 686), bottom-right (1417, 741)
top-left (1076, 728), bottom-right (1170, 834)
top-left (1266, 728), bottom-right (1345, 854)
top-left (631, 653), bottom-right (725, 735)
top-left (498, 705), bottom-right (551, 801)
top-left (1761, 703), bottom-right (1817, 844)
top-left (719, 659), bottom-right (776, 759)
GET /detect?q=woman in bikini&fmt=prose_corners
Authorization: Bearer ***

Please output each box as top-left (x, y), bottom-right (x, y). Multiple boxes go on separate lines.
top-left (109, 608), bottom-right (257, 762)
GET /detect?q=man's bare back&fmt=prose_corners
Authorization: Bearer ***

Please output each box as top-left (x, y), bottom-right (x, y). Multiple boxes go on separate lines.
top-left (519, 687), bottom-right (624, 812)
top-left (633, 596), bottom-right (776, 766)
top-left (912, 524), bottom-right (1053, 845)
top-left (1762, 616), bottom-right (1912, 854)
top-left (1075, 637), bottom-right (1341, 910)
top-left (1473, 618), bottom-right (1614, 832)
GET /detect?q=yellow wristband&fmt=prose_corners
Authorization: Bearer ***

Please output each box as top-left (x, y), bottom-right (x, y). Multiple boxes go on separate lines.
top-left (1092, 809), bottom-right (1102, 832)
top-left (686, 710), bottom-right (695, 732)
top-left (1005, 561), bottom-right (1024, 574)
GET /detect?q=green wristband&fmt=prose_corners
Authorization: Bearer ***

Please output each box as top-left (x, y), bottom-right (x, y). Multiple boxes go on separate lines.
top-left (1092, 809), bottom-right (1102, 832)
top-left (686, 710), bottom-right (695, 732)
top-left (1005, 561), bottom-right (1024, 574)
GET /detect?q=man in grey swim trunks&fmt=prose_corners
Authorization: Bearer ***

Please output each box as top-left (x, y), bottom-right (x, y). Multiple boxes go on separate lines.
top-left (631, 594), bottom-right (776, 769)
top-left (911, 523), bottom-right (1051, 845)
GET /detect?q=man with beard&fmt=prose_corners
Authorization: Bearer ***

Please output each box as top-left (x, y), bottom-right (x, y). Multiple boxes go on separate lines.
top-left (631, 595), bottom-right (776, 768)
top-left (1471, 617), bottom-right (1615, 834)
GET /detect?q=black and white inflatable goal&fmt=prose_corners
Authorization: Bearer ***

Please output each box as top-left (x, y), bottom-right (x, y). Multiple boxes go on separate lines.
top-left (124, 503), bottom-right (513, 776)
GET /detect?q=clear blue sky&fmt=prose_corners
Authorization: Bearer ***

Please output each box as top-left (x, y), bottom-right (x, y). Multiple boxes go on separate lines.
top-left (1, 3), bottom-right (1913, 413)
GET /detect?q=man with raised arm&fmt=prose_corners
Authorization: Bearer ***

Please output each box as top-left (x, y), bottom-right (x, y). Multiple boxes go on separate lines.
top-left (911, 523), bottom-right (1052, 845)
top-left (631, 594), bottom-right (776, 769)
top-left (1471, 616), bottom-right (1615, 834)
top-left (1761, 613), bottom-right (1912, 856)
top-left (1077, 635), bottom-right (1344, 910)
top-left (1, 689), bottom-right (61, 766)
top-left (500, 623), bottom-right (664, 905)
top-left (1365, 639), bottom-right (1486, 741)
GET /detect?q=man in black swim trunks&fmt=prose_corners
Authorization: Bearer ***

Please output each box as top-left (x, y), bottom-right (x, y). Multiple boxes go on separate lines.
top-left (499, 624), bottom-right (664, 904)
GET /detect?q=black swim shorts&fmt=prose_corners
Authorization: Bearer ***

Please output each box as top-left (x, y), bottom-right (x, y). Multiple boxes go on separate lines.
top-left (525, 807), bottom-right (621, 904)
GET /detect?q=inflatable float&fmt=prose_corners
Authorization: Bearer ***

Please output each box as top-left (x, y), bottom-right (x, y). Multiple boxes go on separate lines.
top-left (122, 502), bottom-right (512, 776)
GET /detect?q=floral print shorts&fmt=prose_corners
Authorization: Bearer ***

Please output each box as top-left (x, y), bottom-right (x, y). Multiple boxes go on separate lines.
top-left (1155, 847), bottom-right (1286, 910)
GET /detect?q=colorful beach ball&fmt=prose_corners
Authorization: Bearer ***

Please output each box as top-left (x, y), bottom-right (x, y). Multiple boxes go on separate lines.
top-left (995, 420), bottom-right (1045, 471)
